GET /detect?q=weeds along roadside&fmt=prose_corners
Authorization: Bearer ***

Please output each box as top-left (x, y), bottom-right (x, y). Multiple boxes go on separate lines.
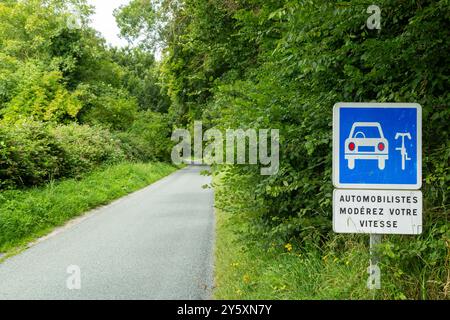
top-left (212, 166), bottom-right (449, 300)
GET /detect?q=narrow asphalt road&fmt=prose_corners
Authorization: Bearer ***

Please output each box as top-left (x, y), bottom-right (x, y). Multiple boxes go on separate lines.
top-left (0, 165), bottom-right (215, 300)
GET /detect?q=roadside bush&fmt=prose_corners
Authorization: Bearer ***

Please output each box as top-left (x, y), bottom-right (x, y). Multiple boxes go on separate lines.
top-left (0, 121), bottom-right (126, 189)
top-left (0, 121), bottom-right (65, 189)
top-left (50, 123), bottom-right (125, 177)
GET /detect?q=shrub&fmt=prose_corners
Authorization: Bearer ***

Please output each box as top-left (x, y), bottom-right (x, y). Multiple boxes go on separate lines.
top-left (0, 62), bottom-right (83, 123)
top-left (0, 120), bottom-right (65, 188)
top-left (50, 123), bottom-right (126, 177)
top-left (0, 121), bottom-right (126, 189)
top-left (78, 84), bottom-right (139, 131)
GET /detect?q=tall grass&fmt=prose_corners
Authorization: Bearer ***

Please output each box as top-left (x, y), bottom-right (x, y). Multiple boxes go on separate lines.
top-left (213, 175), bottom-right (449, 300)
top-left (214, 202), bottom-right (377, 300)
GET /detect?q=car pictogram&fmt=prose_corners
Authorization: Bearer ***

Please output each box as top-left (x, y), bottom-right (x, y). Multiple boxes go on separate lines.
top-left (345, 122), bottom-right (389, 170)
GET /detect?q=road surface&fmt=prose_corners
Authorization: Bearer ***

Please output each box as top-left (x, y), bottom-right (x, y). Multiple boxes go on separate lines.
top-left (0, 165), bottom-right (215, 300)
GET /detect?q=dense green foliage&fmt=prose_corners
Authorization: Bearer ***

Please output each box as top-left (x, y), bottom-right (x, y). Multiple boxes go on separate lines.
top-left (0, 0), bottom-right (173, 189)
top-left (120, 0), bottom-right (449, 298)
top-left (115, 111), bottom-right (173, 162)
top-left (0, 121), bottom-right (124, 188)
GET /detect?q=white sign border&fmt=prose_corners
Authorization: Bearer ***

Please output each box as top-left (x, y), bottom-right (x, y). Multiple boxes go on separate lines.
top-left (333, 103), bottom-right (422, 190)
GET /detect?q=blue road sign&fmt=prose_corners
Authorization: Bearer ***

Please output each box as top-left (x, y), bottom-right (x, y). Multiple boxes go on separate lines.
top-left (333, 103), bottom-right (422, 190)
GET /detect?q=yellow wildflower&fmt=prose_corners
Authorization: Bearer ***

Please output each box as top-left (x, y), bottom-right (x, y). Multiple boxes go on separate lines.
top-left (285, 243), bottom-right (293, 252)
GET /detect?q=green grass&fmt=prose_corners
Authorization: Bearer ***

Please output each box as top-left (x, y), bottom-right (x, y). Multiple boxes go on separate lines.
top-left (214, 203), bottom-right (380, 300)
top-left (212, 172), bottom-right (373, 300)
top-left (212, 176), bottom-right (446, 300)
top-left (0, 162), bottom-right (178, 254)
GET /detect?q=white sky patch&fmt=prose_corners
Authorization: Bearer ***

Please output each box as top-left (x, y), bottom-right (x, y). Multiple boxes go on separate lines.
top-left (87, 0), bottom-right (130, 48)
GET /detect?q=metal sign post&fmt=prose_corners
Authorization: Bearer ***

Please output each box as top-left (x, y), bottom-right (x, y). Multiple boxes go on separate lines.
top-left (368, 234), bottom-right (382, 290)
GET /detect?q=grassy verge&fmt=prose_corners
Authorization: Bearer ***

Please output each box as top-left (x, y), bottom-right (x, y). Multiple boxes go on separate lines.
top-left (213, 175), bottom-right (448, 300)
top-left (214, 200), bottom-right (378, 300)
top-left (0, 162), bottom-right (178, 255)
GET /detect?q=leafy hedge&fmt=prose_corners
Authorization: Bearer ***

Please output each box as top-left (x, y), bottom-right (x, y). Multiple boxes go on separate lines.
top-left (0, 121), bottom-right (125, 189)
top-left (0, 112), bottom-right (175, 188)
top-left (0, 115), bottom-right (175, 190)
top-left (0, 121), bottom-right (65, 188)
